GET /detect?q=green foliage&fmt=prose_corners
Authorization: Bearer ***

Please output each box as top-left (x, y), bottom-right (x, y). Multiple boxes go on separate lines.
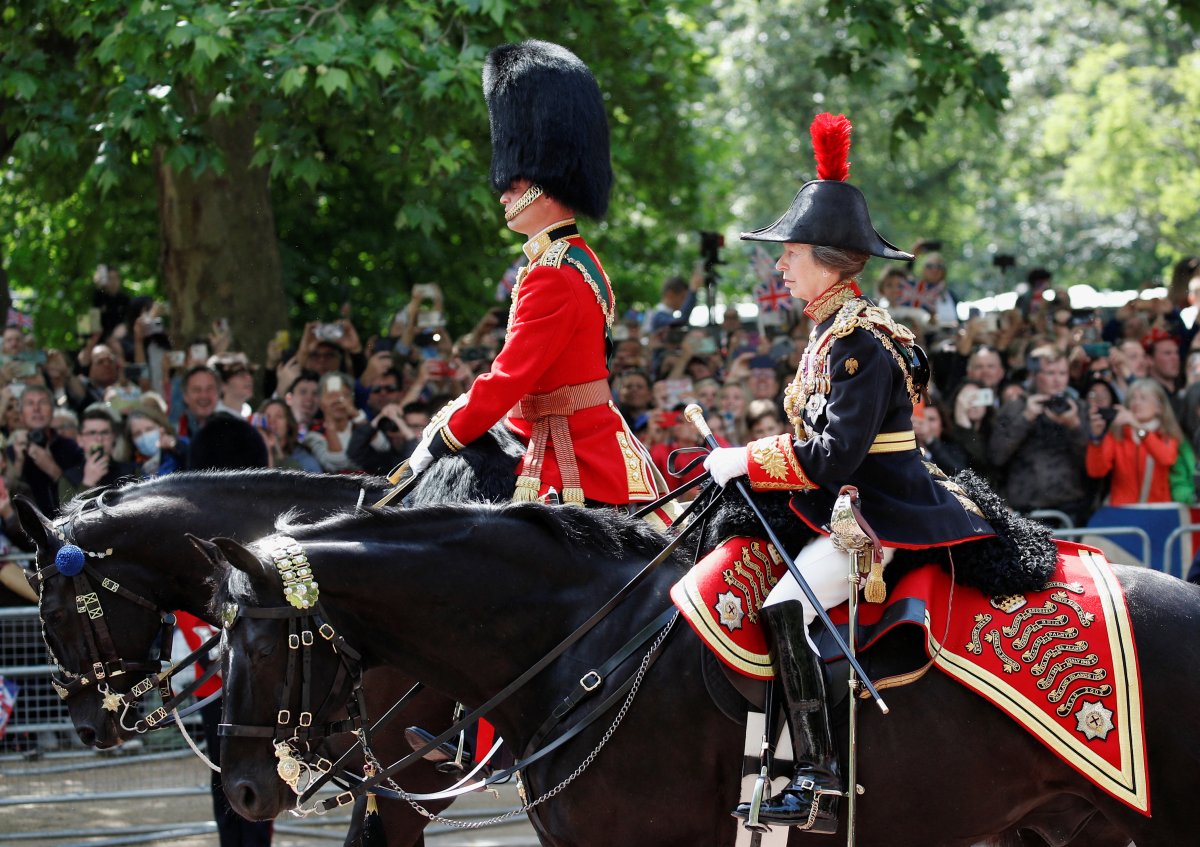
top-left (1044, 44), bottom-right (1200, 260)
top-left (3, 0), bottom-right (1195, 353)
top-left (1, 0), bottom-right (717, 344)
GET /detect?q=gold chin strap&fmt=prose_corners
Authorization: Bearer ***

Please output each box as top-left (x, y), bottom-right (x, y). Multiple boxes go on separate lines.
top-left (504, 183), bottom-right (544, 221)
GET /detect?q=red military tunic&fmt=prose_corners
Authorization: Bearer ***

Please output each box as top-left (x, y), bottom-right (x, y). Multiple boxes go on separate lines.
top-left (428, 219), bottom-right (659, 506)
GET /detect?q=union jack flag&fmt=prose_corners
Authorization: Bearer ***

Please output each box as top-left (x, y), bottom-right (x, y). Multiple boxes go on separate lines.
top-left (495, 258), bottom-right (525, 302)
top-left (6, 308), bottom-right (33, 331)
top-left (0, 675), bottom-right (17, 740)
top-left (754, 277), bottom-right (791, 312)
top-left (751, 247), bottom-right (791, 313)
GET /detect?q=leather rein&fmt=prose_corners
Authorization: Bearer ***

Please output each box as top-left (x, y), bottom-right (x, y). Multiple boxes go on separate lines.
top-left (227, 469), bottom-right (720, 817)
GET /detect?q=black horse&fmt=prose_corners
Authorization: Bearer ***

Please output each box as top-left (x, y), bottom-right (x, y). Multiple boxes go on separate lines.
top-left (16, 423), bottom-right (523, 847)
top-left (204, 501), bottom-right (1197, 847)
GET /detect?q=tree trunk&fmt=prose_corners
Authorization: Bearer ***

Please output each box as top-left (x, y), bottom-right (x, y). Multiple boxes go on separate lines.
top-left (156, 110), bottom-right (285, 369)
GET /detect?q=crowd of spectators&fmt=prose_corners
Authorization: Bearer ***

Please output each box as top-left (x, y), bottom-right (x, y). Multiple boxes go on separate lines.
top-left (4, 250), bottom-right (1200, 606)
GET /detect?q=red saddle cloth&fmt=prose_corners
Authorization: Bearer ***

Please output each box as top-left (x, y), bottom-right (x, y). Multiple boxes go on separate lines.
top-left (672, 537), bottom-right (1149, 814)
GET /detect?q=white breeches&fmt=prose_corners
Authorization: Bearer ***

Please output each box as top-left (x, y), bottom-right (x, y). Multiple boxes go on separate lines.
top-left (763, 536), bottom-right (896, 637)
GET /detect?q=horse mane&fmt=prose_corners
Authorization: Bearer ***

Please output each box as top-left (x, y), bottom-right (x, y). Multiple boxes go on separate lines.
top-left (59, 468), bottom-right (387, 522)
top-left (278, 502), bottom-right (672, 565)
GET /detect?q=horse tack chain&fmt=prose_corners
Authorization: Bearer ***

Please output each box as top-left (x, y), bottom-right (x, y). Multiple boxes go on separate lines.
top-left (383, 612), bottom-right (679, 829)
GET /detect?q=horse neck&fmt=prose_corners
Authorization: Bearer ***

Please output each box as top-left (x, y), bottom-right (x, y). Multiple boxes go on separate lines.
top-left (307, 509), bottom-right (648, 740)
top-left (71, 472), bottom-right (376, 623)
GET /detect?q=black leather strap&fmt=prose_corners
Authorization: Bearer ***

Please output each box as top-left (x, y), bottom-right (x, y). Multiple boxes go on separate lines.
top-left (304, 486), bottom-right (722, 810)
top-left (527, 606), bottom-right (677, 752)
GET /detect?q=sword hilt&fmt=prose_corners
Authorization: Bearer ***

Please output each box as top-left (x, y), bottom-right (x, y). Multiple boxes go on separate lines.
top-left (684, 404), bottom-right (715, 446)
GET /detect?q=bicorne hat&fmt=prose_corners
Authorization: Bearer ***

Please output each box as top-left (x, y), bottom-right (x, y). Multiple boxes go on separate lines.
top-left (741, 114), bottom-right (912, 261)
top-left (483, 40), bottom-right (613, 220)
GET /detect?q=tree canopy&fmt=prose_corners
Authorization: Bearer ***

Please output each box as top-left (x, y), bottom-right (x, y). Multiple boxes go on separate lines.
top-left (1, 0), bottom-right (1196, 352)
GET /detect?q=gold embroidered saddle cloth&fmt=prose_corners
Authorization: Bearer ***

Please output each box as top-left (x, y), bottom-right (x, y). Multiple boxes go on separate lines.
top-left (671, 537), bottom-right (1149, 814)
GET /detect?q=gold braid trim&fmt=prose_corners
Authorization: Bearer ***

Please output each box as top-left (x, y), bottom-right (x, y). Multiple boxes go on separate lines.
top-left (562, 256), bottom-right (615, 328)
top-left (508, 239), bottom-right (614, 332)
top-left (785, 299), bottom-right (920, 440)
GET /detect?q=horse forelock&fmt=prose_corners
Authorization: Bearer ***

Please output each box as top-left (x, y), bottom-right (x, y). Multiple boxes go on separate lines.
top-left (211, 564), bottom-right (260, 618)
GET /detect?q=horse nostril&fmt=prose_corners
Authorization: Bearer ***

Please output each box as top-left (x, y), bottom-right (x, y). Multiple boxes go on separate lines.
top-left (77, 726), bottom-right (97, 746)
top-left (236, 780), bottom-right (259, 815)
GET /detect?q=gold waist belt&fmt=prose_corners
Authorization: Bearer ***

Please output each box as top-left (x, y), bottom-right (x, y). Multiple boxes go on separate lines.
top-left (512, 378), bottom-right (612, 504)
top-left (867, 431), bottom-right (917, 454)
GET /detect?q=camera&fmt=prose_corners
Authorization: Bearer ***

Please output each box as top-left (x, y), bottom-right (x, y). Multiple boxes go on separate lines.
top-left (699, 231), bottom-right (725, 269)
top-left (1044, 393), bottom-right (1072, 415)
top-left (314, 323), bottom-right (345, 342)
top-left (89, 445), bottom-right (106, 458)
top-left (28, 429), bottom-right (47, 448)
top-left (377, 417), bottom-right (399, 434)
top-left (147, 317), bottom-right (165, 335)
top-left (1097, 406), bottom-right (1118, 427)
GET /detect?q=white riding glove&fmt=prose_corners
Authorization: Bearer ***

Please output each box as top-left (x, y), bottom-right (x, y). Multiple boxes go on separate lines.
top-left (407, 439), bottom-right (434, 474)
top-left (704, 447), bottom-right (749, 487)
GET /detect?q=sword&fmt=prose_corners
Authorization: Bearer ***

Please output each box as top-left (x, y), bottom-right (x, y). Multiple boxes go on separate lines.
top-left (372, 459), bottom-right (420, 508)
top-left (684, 404), bottom-right (889, 714)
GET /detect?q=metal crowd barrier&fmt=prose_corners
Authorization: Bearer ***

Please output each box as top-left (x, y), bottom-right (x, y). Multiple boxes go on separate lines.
top-left (1160, 523), bottom-right (1200, 580)
top-left (1028, 509), bottom-right (1075, 529)
top-left (1052, 526), bottom-right (1152, 570)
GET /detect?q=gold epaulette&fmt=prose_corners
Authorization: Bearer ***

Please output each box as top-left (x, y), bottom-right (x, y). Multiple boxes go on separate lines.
top-left (828, 301), bottom-right (916, 346)
top-left (814, 298), bottom-right (921, 406)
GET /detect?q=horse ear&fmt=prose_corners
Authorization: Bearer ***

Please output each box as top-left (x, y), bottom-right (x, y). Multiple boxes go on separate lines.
top-left (211, 537), bottom-right (272, 581)
top-left (186, 534), bottom-right (227, 568)
top-left (14, 496), bottom-right (62, 556)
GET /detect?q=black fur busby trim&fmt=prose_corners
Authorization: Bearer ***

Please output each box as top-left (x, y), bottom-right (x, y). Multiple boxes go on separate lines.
top-left (700, 489), bottom-right (818, 560)
top-left (483, 40), bottom-right (613, 219)
top-left (889, 470), bottom-right (1058, 596)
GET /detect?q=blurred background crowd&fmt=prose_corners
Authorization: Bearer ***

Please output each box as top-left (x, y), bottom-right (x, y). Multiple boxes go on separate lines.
top-left (4, 245), bottom-right (1200, 606)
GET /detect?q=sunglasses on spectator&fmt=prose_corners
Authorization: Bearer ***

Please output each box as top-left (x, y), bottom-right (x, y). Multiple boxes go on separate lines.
top-left (371, 384), bottom-right (400, 393)
top-left (310, 349), bottom-right (340, 359)
top-left (80, 428), bottom-right (113, 437)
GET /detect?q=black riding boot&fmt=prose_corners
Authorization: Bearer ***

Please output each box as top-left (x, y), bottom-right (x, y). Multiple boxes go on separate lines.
top-left (734, 599), bottom-right (841, 833)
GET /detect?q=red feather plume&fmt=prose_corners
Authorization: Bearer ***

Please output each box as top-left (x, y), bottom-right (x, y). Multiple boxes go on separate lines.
top-left (810, 113), bottom-right (852, 182)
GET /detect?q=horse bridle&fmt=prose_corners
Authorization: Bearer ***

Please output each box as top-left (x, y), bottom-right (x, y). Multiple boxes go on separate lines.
top-left (217, 537), bottom-right (372, 795)
top-left (30, 529), bottom-right (222, 733)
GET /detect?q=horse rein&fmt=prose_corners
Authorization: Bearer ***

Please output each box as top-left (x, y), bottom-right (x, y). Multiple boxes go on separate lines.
top-left (280, 482), bottom-right (723, 816)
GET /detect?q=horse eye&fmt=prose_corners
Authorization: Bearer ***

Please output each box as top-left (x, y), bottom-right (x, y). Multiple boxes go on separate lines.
top-left (255, 641), bottom-right (276, 661)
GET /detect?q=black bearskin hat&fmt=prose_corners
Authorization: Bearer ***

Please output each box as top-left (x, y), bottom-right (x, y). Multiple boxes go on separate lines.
top-left (483, 40), bottom-right (613, 220)
top-left (742, 113), bottom-right (912, 261)
top-left (189, 413), bottom-right (268, 470)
